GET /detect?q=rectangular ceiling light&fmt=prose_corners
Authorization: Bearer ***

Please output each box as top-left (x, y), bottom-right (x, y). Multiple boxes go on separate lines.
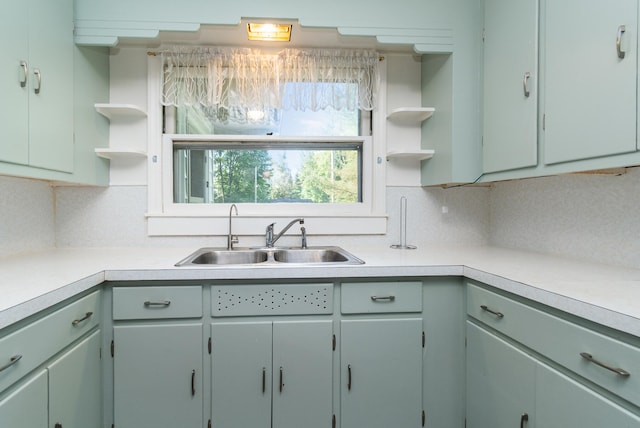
top-left (247, 23), bottom-right (292, 42)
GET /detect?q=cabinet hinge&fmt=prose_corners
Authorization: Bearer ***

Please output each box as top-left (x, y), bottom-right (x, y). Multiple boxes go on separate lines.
top-left (208, 337), bottom-right (212, 354)
top-left (110, 340), bottom-right (114, 358)
top-left (332, 414), bottom-right (336, 428)
top-left (422, 331), bottom-right (425, 348)
top-left (422, 410), bottom-right (426, 427)
top-left (332, 334), bottom-right (336, 351)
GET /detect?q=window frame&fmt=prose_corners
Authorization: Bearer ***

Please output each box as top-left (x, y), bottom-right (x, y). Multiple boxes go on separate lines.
top-left (146, 54), bottom-right (388, 236)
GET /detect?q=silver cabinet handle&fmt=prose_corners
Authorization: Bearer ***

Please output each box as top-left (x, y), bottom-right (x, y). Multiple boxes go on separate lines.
top-left (580, 352), bottom-right (630, 377)
top-left (0, 355), bottom-right (22, 372)
top-left (144, 300), bottom-right (171, 307)
top-left (279, 366), bottom-right (284, 393)
top-left (19, 61), bottom-right (28, 87)
top-left (480, 305), bottom-right (504, 318)
top-left (523, 72), bottom-right (531, 98)
top-left (520, 413), bottom-right (529, 428)
top-left (71, 311), bottom-right (94, 326)
top-left (33, 68), bottom-right (41, 94)
top-left (371, 295), bottom-right (395, 302)
top-left (617, 25), bottom-right (626, 59)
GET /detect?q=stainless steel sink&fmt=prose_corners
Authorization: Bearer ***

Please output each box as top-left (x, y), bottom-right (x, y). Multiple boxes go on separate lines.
top-left (175, 246), bottom-right (364, 266)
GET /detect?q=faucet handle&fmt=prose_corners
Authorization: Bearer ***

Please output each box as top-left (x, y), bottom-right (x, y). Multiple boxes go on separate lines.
top-left (300, 227), bottom-right (307, 249)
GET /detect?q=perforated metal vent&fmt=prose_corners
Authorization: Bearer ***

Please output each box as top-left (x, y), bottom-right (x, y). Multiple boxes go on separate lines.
top-left (211, 284), bottom-right (334, 317)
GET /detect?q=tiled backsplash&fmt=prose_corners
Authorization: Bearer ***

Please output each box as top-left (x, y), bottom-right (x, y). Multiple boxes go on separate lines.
top-left (4, 167), bottom-right (640, 270)
top-left (0, 176), bottom-right (55, 257)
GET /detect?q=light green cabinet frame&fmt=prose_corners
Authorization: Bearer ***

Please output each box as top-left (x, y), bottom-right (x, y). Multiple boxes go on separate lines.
top-left (211, 320), bottom-right (333, 428)
top-left (543, 0), bottom-right (638, 165)
top-left (0, 370), bottom-right (48, 428)
top-left (340, 318), bottom-right (423, 428)
top-left (482, 0), bottom-right (538, 173)
top-left (113, 323), bottom-right (203, 428)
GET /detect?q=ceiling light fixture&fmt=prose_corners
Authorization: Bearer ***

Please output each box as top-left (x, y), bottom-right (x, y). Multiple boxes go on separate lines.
top-left (247, 23), bottom-right (292, 42)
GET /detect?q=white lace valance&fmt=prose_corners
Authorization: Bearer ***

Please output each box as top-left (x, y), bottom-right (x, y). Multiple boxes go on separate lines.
top-left (160, 46), bottom-right (379, 114)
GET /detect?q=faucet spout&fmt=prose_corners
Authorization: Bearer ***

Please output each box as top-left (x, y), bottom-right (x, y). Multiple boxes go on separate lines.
top-left (227, 204), bottom-right (239, 250)
top-left (266, 218), bottom-right (304, 247)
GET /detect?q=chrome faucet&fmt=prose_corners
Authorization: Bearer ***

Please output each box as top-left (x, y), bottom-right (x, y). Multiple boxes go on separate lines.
top-left (227, 204), bottom-right (239, 250)
top-left (265, 218), bottom-right (304, 247)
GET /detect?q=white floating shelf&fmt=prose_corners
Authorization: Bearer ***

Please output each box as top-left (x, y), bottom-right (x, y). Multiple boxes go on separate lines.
top-left (95, 103), bottom-right (147, 120)
top-left (387, 107), bottom-right (435, 123)
top-left (95, 148), bottom-right (147, 160)
top-left (386, 150), bottom-right (435, 161)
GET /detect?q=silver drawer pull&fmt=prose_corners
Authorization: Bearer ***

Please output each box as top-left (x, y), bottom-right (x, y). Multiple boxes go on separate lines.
top-left (71, 311), bottom-right (94, 326)
top-left (580, 352), bottom-right (630, 377)
top-left (480, 305), bottom-right (504, 318)
top-left (19, 61), bottom-right (28, 87)
top-left (144, 300), bottom-right (171, 307)
top-left (371, 295), bottom-right (395, 302)
top-left (0, 355), bottom-right (22, 373)
top-left (617, 25), bottom-right (626, 59)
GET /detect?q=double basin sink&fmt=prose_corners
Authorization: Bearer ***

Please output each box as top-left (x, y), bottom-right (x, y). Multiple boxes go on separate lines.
top-left (175, 246), bottom-right (364, 266)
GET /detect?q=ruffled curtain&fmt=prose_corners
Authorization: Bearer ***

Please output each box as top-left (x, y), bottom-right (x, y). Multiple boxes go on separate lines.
top-left (160, 46), bottom-right (379, 123)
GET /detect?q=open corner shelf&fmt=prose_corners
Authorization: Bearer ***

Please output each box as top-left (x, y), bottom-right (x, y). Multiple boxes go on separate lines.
top-left (95, 148), bottom-right (147, 160)
top-left (386, 150), bottom-right (435, 161)
top-left (387, 107), bottom-right (435, 123)
top-left (94, 103), bottom-right (147, 120)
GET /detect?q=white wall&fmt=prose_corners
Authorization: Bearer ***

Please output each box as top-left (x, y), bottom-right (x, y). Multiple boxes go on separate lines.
top-left (489, 167), bottom-right (640, 269)
top-left (0, 176), bottom-right (55, 257)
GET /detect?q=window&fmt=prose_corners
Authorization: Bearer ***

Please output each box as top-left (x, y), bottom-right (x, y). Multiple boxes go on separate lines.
top-left (146, 47), bottom-right (387, 236)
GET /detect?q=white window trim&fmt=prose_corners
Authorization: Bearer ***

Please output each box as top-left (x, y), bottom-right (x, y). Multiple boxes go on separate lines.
top-left (146, 54), bottom-right (388, 236)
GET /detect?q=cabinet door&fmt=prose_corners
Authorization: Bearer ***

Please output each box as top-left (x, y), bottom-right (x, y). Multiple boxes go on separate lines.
top-left (113, 323), bottom-right (203, 428)
top-left (466, 322), bottom-right (536, 428)
top-left (273, 321), bottom-right (333, 428)
top-left (48, 330), bottom-right (102, 428)
top-left (483, 0), bottom-right (538, 173)
top-left (543, 0), bottom-right (637, 164)
top-left (0, 1), bottom-right (29, 165)
top-left (341, 318), bottom-right (423, 428)
top-left (536, 362), bottom-right (640, 428)
top-left (0, 369), bottom-right (47, 428)
top-left (27, 0), bottom-right (74, 172)
top-left (211, 322), bottom-right (272, 428)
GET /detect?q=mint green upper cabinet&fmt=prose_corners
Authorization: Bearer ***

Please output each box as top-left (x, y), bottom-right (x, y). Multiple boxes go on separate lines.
top-left (543, 0), bottom-right (638, 165)
top-left (48, 330), bottom-right (102, 428)
top-left (211, 320), bottom-right (333, 428)
top-left (0, 1), bottom-right (29, 166)
top-left (27, 0), bottom-right (74, 173)
top-left (113, 323), bottom-right (203, 428)
top-left (340, 318), bottom-right (423, 428)
top-left (482, 0), bottom-right (538, 173)
top-left (0, 0), bottom-right (74, 175)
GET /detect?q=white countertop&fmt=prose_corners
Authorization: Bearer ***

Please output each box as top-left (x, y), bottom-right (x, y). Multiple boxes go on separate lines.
top-left (2, 245), bottom-right (640, 337)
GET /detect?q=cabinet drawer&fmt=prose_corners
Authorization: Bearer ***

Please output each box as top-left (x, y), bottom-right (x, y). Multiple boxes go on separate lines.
top-left (211, 284), bottom-right (333, 317)
top-left (467, 283), bottom-right (640, 407)
top-left (0, 291), bottom-right (100, 392)
top-left (341, 281), bottom-right (422, 314)
top-left (112, 286), bottom-right (202, 320)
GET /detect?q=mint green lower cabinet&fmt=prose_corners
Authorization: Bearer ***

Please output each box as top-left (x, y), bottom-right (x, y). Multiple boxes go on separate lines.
top-left (48, 330), bottom-right (102, 428)
top-left (0, 370), bottom-right (47, 428)
top-left (113, 323), bottom-right (203, 428)
top-left (340, 318), bottom-right (423, 428)
top-left (536, 363), bottom-right (640, 427)
top-left (466, 321), bottom-right (536, 428)
top-left (211, 320), bottom-right (333, 428)
top-left (211, 322), bottom-right (272, 428)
